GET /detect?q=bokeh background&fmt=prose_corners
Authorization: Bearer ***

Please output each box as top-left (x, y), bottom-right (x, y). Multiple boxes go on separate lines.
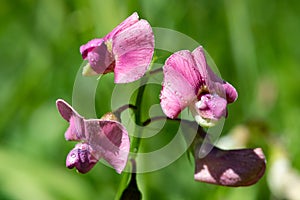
top-left (1, 0), bottom-right (300, 199)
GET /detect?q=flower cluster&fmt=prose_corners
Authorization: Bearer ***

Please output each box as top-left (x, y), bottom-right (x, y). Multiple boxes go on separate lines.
top-left (56, 12), bottom-right (266, 190)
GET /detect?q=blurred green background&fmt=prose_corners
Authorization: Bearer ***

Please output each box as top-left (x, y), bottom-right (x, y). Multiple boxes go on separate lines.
top-left (1, 0), bottom-right (300, 199)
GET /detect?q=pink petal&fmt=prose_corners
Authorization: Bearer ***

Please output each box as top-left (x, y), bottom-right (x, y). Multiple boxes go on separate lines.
top-left (56, 99), bottom-right (78, 122)
top-left (112, 19), bottom-right (154, 83)
top-left (160, 50), bottom-right (206, 118)
top-left (191, 46), bottom-right (210, 84)
top-left (192, 46), bottom-right (224, 92)
top-left (104, 12), bottom-right (139, 40)
top-left (195, 93), bottom-right (227, 120)
top-left (65, 115), bottom-right (86, 141)
top-left (84, 120), bottom-right (130, 174)
top-left (80, 38), bottom-right (104, 59)
top-left (86, 42), bottom-right (115, 74)
top-left (166, 50), bottom-right (202, 90)
top-left (194, 147), bottom-right (266, 187)
top-left (56, 99), bottom-right (86, 141)
top-left (192, 46), bottom-right (237, 102)
top-left (160, 65), bottom-right (197, 118)
top-left (223, 82), bottom-right (238, 103)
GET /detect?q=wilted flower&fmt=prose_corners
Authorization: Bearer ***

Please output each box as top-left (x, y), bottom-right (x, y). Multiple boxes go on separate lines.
top-left (80, 12), bottom-right (154, 83)
top-left (56, 99), bottom-right (130, 174)
top-left (160, 46), bottom-right (237, 127)
top-left (194, 144), bottom-right (266, 186)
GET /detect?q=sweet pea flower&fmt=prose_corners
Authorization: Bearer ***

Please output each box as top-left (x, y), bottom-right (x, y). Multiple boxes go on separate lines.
top-left (160, 46), bottom-right (238, 127)
top-left (56, 99), bottom-right (130, 174)
top-left (194, 145), bottom-right (266, 187)
top-left (80, 12), bottom-right (154, 83)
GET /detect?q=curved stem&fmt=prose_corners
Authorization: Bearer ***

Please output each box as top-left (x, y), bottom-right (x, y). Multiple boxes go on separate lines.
top-left (142, 116), bottom-right (193, 126)
top-left (113, 104), bottom-right (137, 120)
top-left (142, 116), bottom-right (207, 139)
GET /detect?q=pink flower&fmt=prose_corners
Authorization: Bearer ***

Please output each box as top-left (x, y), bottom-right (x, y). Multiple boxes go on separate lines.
top-left (80, 12), bottom-right (154, 83)
top-left (56, 99), bottom-right (130, 174)
top-left (160, 46), bottom-right (238, 127)
top-left (194, 145), bottom-right (266, 187)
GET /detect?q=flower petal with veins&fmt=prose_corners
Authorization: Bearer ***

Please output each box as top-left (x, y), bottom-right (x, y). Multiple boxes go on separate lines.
top-left (160, 46), bottom-right (238, 127)
top-left (56, 99), bottom-right (130, 174)
top-left (80, 12), bottom-right (154, 83)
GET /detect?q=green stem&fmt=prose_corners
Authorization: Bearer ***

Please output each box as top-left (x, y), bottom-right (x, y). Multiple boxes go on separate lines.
top-left (130, 78), bottom-right (148, 154)
top-left (115, 172), bottom-right (130, 200)
top-left (115, 77), bottom-right (148, 200)
top-left (148, 67), bottom-right (162, 76)
top-left (113, 104), bottom-right (137, 120)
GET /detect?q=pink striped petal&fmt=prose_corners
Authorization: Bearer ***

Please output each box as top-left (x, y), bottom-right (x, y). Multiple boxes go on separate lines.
top-left (190, 93), bottom-right (227, 127)
top-left (223, 82), bottom-right (238, 103)
top-left (160, 66), bottom-right (198, 118)
top-left (104, 12), bottom-right (139, 40)
top-left (192, 46), bottom-right (238, 103)
top-left (166, 50), bottom-right (202, 91)
top-left (192, 46), bottom-right (222, 92)
top-left (56, 99), bottom-right (130, 174)
top-left (85, 120), bottom-right (130, 174)
top-left (56, 99), bottom-right (85, 141)
top-left (160, 46), bottom-right (238, 126)
top-left (80, 12), bottom-right (154, 83)
top-left (85, 41), bottom-right (115, 75)
top-left (160, 50), bottom-right (205, 118)
top-left (113, 19), bottom-right (154, 83)
top-left (80, 38), bottom-right (104, 59)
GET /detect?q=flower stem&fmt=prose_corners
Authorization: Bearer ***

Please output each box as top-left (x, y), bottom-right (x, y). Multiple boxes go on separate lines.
top-left (113, 104), bottom-right (137, 120)
top-left (148, 67), bottom-right (163, 76)
top-left (115, 77), bottom-right (148, 200)
top-left (142, 116), bottom-right (181, 126)
top-left (142, 116), bottom-right (193, 126)
top-left (115, 171), bottom-right (130, 200)
top-left (130, 77), bottom-right (148, 153)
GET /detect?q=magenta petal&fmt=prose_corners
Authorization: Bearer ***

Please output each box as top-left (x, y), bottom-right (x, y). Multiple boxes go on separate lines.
top-left (57, 99), bottom-right (130, 174)
top-left (65, 115), bottom-right (85, 141)
top-left (223, 82), bottom-right (238, 103)
top-left (66, 143), bottom-right (98, 174)
top-left (192, 46), bottom-right (223, 93)
top-left (191, 46), bottom-right (211, 86)
top-left (192, 46), bottom-right (224, 91)
top-left (87, 42), bottom-right (115, 74)
top-left (80, 38), bottom-right (104, 59)
top-left (194, 147), bottom-right (266, 187)
top-left (196, 94), bottom-right (227, 120)
top-left (56, 99), bottom-right (77, 122)
top-left (160, 67), bottom-right (197, 119)
top-left (192, 46), bottom-right (238, 103)
top-left (160, 50), bottom-right (203, 118)
top-left (113, 19), bottom-right (154, 83)
top-left (192, 46), bottom-right (238, 102)
top-left (85, 120), bottom-right (130, 174)
top-left (56, 99), bottom-right (86, 141)
top-left (166, 50), bottom-right (202, 90)
top-left (104, 12), bottom-right (139, 40)
top-left (79, 12), bottom-right (154, 83)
